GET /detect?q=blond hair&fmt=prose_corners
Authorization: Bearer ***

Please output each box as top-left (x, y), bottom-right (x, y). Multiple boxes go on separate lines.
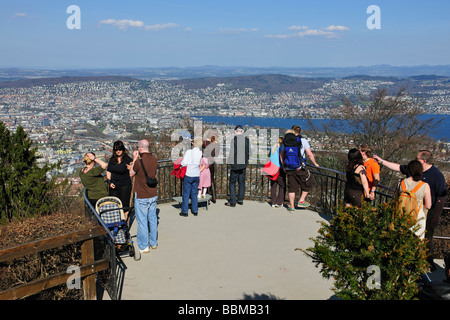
top-left (83, 153), bottom-right (94, 165)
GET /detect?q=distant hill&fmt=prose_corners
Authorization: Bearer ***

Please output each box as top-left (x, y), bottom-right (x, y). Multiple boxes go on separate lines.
top-left (1, 72), bottom-right (450, 97)
top-left (0, 76), bottom-right (138, 89)
top-left (3, 65), bottom-right (450, 82)
top-left (166, 74), bottom-right (330, 94)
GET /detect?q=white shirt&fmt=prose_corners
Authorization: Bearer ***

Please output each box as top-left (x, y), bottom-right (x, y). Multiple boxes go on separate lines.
top-left (300, 138), bottom-right (311, 159)
top-left (181, 147), bottom-right (202, 177)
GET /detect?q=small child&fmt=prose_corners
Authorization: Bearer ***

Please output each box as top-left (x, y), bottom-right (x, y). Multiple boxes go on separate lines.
top-left (198, 156), bottom-right (211, 198)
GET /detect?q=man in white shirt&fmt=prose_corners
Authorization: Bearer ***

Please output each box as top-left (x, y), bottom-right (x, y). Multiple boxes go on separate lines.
top-left (180, 137), bottom-right (203, 216)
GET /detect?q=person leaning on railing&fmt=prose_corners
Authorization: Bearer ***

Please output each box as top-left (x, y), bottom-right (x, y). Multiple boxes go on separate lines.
top-left (344, 148), bottom-right (370, 208)
top-left (360, 145), bottom-right (380, 202)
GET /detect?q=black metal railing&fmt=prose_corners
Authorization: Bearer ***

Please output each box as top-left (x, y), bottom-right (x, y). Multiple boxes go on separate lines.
top-left (154, 159), bottom-right (396, 215)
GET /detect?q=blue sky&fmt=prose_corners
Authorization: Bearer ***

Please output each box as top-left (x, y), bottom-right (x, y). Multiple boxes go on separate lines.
top-left (1, 0), bottom-right (450, 69)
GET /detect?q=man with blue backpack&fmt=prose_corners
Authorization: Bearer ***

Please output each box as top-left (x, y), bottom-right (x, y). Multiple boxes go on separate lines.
top-left (281, 125), bottom-right (320, 212)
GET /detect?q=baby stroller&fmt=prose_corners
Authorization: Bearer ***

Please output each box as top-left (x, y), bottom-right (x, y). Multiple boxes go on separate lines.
top-left (96, 196), bottom-right (141, 261)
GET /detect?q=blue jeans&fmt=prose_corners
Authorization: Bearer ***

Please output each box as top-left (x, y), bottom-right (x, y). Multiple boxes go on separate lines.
top-left (229, 169), bottom-right (246, 204)
top-left (134, 195), bottom-right (158, 250)
top-left (182, 176), bottom-right (199, 213)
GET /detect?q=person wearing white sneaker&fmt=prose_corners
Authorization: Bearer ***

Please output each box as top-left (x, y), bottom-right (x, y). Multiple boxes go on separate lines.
top-left (140, 247), bottom-right (150, 254)
top-left (281, 126), bottom-right (319, 211)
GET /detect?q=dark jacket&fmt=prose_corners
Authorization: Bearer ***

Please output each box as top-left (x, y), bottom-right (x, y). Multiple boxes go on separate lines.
top-left (228, 134), bottom-right (250, 171)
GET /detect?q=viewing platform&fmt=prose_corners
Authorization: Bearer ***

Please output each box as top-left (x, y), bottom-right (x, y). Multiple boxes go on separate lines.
top-left (101, 199), bottom-right (335, 300)
top-left (98, 198), bottom-right (447, 300)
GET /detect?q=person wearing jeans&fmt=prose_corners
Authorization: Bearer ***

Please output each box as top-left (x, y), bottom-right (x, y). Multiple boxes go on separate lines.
top-left (180, 137), bottom-right (202, 216)
top-left (129, 139), bottom-right (158, 253)
top-left (181, 176), bottom-right (200, 216)
top-left (134, 195), bottom-right (158, 251)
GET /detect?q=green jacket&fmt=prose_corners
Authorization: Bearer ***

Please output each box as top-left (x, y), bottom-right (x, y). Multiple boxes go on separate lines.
top-left (80, 165), bottom-right (108, 200)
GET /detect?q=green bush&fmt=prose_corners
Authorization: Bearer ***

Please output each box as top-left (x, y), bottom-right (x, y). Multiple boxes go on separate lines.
top-left (0, 122), bottom-right (62, 223)
top-left (301, 201), bottom-right (429, 300)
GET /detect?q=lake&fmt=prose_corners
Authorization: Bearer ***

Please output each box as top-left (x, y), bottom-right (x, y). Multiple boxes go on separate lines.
top-left (194, 114), bottom-right (449, 141)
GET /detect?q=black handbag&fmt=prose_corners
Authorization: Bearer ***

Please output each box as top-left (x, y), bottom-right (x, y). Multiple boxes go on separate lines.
top-left (139, 158), bottom-right (158, 188)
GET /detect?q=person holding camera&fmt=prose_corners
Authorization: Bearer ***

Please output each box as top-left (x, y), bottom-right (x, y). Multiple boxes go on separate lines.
top-left (129, 139), bottom-right (158, 254)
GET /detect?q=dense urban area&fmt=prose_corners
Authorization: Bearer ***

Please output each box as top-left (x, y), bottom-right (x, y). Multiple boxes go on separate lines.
top-left (0, 74), bottom-right (449, 187)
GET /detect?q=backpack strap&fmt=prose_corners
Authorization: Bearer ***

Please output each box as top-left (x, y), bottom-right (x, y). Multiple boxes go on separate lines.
top-left (412, 181), bottom-right (425, 213)
top-left (401, 180), bottom-right (424, 194)
top-left (411, 181), bottom-right (425, 194)
top-left (403, 180), bottom-right (425, 215)
top-left (400, 180), bottom-right (407, 192)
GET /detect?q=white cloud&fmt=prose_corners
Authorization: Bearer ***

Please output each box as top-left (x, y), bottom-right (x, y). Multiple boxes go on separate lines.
top-left (99, 19), bottom-right (144, 30)
top-left (265, 24), bottom-right (349, 39)
top-left (144, 23), bottom-right (179, 31)
top-left (265, 33), bottom-right (294, 39)
top-left (287, 25), bottom-right (309, 31)
top-left (219, 28), bottom-right (258, 34)
top-left (99, 19), bottom-right (179, 31)
top-left (12, 12), bottom-right (33, 19)
top-left (324, 25), bottom-right (350, 31)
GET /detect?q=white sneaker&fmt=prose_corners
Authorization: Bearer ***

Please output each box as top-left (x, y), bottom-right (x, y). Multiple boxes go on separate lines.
top-left (272, 204), bottom-right (279, 208)
top-left (140, 247), bottom-right (150, 254)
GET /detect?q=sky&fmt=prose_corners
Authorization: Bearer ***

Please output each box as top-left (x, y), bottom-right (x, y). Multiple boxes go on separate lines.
top-left (1, 0), bottom-right (450, 69)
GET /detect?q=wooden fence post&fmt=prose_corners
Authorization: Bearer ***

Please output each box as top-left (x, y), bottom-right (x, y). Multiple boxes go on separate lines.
top-left (81, 238), bottom-right (96, 300)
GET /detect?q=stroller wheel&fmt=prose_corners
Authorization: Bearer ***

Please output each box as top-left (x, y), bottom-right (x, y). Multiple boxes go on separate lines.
top-left (132, 241), bottom-right (141, 261)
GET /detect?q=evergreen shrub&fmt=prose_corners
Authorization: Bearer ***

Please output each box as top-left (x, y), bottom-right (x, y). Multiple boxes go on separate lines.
top-left (301, 201), bottom-right (429, 300)
top-left (0, 122), bottom-right (63, 223)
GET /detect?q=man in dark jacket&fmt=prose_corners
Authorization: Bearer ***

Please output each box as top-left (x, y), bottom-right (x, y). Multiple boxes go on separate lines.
top-left (225, 125), bottom-right (250, 207)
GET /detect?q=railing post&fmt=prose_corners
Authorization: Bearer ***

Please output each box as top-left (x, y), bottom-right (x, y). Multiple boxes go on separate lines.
top-left (334, 173), bottom-right (339, 213)
top-left (81, 238), bottom-right (96, 300)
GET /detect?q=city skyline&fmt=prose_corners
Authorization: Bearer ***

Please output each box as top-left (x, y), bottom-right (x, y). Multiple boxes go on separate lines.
top-left (1, 0), bottom-right (450, 69)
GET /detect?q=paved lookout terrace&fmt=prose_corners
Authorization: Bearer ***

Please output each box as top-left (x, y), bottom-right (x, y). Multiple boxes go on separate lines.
top-left (105, 199), bottom-right (336, 300)
top-left (100, 199), bottom-right (446, 300)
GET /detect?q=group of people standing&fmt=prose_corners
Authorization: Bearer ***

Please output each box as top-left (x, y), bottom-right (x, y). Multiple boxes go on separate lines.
top-left (267, 125), bottom-right (320, 212)
top-left (343, 145), bottom-right (379, 208)
top-left (268, 127), bottom-right (446, 270)
top-left (374, 150), bottom-right (447, 270)
top-left (79, 127), bottom-right (447, 270)
top-left (179, 136), bottom-right (217, 216)
top-left (342, 146), bottom-right (446, 270)
top-left (80, 139), bottom-right (159, 254)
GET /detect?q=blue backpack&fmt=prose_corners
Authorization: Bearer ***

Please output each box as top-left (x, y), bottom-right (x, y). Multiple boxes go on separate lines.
top-left (283, 133), bottom-right (305, 170)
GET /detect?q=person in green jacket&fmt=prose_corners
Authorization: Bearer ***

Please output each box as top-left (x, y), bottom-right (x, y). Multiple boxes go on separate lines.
top-left (80, 152), bottom-right (108, 208)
